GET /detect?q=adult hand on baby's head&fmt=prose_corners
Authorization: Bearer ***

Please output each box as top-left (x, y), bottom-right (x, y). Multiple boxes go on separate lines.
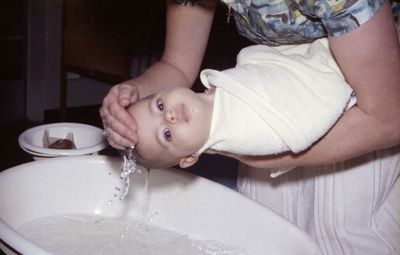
top-left (100, 83), bottom-right (139, 150)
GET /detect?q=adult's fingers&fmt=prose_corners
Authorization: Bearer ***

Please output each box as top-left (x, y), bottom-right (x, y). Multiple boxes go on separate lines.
top-left (108, 101), bottom-right (137, 141)
top-left (117, 83), bottom-right (139, 106)
top-left (104, 126), bottom-right (134, 150)
top-left (100, 105), bottom-right (137, 147)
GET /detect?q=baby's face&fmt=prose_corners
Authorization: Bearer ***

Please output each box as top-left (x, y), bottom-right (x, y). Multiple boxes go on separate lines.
top-left (128, 87), bottom-right (213, 168)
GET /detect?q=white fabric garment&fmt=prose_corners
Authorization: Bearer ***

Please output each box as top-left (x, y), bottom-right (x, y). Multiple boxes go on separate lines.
top-left (199, 38), bottom-right (355, 156)
top-left (237, 145), bottom-right (400, 255)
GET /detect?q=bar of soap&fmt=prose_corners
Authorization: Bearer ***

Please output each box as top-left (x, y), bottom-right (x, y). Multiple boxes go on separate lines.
top-left (49, 139), bottom-right (75, 149)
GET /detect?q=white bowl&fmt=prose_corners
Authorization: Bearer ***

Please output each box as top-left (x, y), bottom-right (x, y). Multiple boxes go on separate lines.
top-left (18, 122), bottom-right (108, 157)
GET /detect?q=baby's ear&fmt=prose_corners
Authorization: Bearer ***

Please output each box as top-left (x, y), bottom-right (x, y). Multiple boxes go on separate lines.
top-left (179, 154), bottom-right (199, 168)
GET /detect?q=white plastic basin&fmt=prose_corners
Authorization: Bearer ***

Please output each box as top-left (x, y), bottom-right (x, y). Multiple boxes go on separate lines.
top-left (0, 156), bottom-right (321, 255)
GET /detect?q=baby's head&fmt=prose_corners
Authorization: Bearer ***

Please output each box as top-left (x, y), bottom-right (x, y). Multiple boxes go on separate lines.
top-left (128, 87), bottom-right (214, 169)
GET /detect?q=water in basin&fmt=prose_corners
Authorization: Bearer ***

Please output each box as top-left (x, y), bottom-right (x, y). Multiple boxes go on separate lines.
top-left (19, 214), bottom-right (243, 255)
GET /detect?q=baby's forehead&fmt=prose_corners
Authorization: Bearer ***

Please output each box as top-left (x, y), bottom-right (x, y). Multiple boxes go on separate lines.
top-left (135, 143), bottom-right (173, 168)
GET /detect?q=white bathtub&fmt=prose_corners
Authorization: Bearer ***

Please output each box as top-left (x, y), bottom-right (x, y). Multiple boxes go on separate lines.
top-left (0, 156), bottom-right (321, 255)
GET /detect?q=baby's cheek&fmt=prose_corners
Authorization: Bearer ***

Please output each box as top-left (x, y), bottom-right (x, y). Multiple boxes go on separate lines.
top-left (178, 129), bottom-right (202, 151)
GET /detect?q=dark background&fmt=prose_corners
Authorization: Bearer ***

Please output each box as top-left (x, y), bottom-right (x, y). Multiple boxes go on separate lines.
top-left (0, 0), bottom-right (253, 190)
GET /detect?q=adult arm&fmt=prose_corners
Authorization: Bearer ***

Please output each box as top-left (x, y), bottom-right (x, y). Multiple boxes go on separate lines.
top-left (217, 1), bottom-right (400, 168)
top-left (100, 1), bottom-right (216, 149)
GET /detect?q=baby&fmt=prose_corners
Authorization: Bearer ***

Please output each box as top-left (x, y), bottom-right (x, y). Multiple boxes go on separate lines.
top-left (127, 86), bottom-right (214, 168)
top-left (128, 38), bottom-right (356, 170)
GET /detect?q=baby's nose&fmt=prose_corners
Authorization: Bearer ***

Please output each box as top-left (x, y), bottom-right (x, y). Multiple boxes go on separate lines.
top-left (165, 109), bottom-right (176, 123)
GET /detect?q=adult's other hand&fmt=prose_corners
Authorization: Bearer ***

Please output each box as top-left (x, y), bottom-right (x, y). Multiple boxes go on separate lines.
top-left (100, 82), bottom-right (139, 149)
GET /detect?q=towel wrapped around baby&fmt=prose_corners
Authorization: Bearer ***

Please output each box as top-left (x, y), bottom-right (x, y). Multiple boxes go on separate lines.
top-left (198, 38), bottom-right (356, 157)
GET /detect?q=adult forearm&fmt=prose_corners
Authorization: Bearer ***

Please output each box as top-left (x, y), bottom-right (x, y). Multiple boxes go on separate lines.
top-left (326, 1), bottom-right (400, 155)
top-left (123, 1), bottom-right (216, 99)
top-left (226, 105), bottom-right (400, 169)
top-left (292, 0), bottom-right (400, 166)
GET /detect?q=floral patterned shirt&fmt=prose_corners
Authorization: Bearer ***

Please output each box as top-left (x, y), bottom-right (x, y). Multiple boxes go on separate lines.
top-left (172, 0), bottom-right (399, 46)
top-left (223, 0), bottom-right (386, 45)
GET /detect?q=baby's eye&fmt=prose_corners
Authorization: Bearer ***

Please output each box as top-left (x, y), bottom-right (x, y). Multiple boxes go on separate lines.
top-left (163, 128), bottom-right (172, 142)
top-left (156, 99), bottom-right (164, 111)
